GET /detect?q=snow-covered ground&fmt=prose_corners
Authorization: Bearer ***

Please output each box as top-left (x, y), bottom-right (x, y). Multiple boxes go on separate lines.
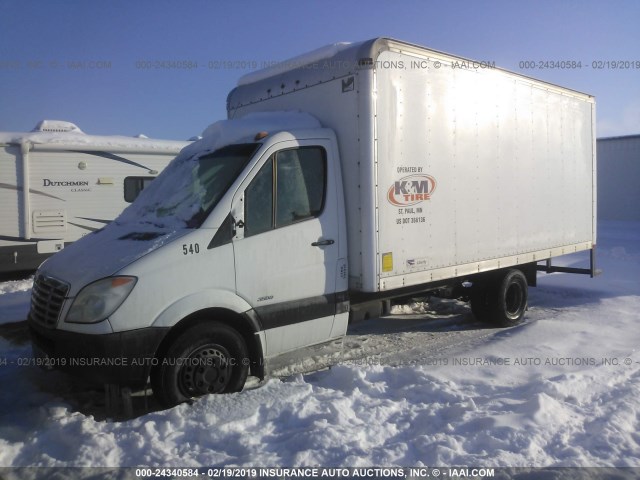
top-left (0, 221), bottom-right (639, 468)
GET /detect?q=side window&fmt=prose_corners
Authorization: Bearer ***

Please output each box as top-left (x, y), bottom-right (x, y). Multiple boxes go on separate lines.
top-left (124, 176), bottom-right (155, 203)
top-left (243, 147), bottom-right (326, 237)
top-left (276, 148), bottom-right (326, 227)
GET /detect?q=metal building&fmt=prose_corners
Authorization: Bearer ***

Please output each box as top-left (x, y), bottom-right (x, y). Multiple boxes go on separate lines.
top-left (597, 134), bottom-right (640, 221)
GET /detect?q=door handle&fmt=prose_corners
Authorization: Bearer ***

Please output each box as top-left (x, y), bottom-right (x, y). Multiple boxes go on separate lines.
top-left (311, 239), bottom-right (335, 247)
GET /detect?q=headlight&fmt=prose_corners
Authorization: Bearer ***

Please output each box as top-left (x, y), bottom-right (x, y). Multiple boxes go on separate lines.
top-left (66, 276), bottom-right (137, 324)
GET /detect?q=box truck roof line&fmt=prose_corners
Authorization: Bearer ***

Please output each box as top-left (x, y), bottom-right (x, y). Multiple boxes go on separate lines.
top-left (237, 42), bottom-right (354, 86)
top-left (228, 37), bottom-right (593, 112)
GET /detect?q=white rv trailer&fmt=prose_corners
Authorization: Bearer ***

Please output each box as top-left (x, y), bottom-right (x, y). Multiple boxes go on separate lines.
top-left (0, 120), bottom-right (189, 273)
top-left (29, 39), bottom-right (596, 407)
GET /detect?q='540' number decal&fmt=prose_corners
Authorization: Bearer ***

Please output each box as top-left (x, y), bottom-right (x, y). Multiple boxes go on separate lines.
top-left (182, 243), bottom-right (200, 255)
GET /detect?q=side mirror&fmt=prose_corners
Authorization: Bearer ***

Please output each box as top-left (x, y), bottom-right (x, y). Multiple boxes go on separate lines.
top-left (230, 193), bottom-right (245, 239)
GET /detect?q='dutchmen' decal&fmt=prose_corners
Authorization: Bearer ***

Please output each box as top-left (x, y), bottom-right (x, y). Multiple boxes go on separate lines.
top-left (387, 174), bottom-right (437, 207)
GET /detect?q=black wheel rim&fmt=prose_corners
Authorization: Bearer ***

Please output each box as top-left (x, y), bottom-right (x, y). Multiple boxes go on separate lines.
top-left (178, 344), bottom-right (232, 397)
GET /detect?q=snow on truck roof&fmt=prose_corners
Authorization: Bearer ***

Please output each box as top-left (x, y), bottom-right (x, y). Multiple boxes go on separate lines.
top-left (237, 42), bottom-right (354, 86)
top-left (0, 120), bottom-right (190, 152)
top-left (185, 110), bottom-right (321, 157)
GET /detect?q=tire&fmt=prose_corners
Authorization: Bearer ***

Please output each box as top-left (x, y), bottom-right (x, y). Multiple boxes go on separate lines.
top-left (470, 285), bottom-right (493, 323)
top-left (470, 269), bottom-right (528, 327)
top-left (151, 322), bottom-right (249, 408)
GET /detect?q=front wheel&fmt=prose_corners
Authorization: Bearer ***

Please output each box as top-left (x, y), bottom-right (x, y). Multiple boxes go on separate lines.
top-left (151, 322), bottom-right (249, 408)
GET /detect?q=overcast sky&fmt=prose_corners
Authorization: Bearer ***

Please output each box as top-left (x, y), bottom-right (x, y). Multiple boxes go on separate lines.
top-left (1, 0), bottom-right (638, 140)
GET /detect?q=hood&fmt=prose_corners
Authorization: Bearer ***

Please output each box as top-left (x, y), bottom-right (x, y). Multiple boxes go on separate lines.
top-left (37, 223), bottom-right (188, 294)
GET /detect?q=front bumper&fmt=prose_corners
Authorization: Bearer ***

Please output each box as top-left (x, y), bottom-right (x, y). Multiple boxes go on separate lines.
top-left (28, 317), bottom-right (169, 388)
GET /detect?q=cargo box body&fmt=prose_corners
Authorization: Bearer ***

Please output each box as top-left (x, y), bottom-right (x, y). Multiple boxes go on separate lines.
top-left (228, 37), bottom-right (596, 293)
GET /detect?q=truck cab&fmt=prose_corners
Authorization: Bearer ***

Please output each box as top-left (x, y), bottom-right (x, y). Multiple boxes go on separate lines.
top-left (29, 113), bottom-right (349, 407)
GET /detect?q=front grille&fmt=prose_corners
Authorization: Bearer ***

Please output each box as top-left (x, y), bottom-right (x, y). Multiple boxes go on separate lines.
top-left (30, 275), bottom-right (70, 328)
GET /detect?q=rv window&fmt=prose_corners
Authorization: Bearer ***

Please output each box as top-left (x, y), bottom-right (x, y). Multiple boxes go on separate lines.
top-left (124, 177), bottom-right (155, 203)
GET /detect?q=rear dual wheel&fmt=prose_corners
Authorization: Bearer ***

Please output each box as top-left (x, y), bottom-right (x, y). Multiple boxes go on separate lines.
top-left (470, 269), bottom-right (528, 327)
top-left (151, 322), bottom-right (249, 408)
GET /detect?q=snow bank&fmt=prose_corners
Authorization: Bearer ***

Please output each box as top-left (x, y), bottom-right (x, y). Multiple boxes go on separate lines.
top-left (0, 277), bottom-right (33, 325)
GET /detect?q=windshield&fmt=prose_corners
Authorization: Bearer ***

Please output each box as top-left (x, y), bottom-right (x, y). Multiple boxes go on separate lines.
top-left (183, 143), bottom-right (259, 227)
top-left (117, 143), bottom-right (259, 229)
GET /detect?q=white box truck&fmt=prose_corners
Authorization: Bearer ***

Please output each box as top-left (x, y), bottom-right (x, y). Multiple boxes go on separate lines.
top-left (0, 120), bottom-right (190, 274)
top-left (28, 38), bottom-right (597, 407)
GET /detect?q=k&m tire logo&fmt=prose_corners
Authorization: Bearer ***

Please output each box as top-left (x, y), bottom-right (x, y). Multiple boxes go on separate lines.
top-left (387, 174), bottom-right (437, 207)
